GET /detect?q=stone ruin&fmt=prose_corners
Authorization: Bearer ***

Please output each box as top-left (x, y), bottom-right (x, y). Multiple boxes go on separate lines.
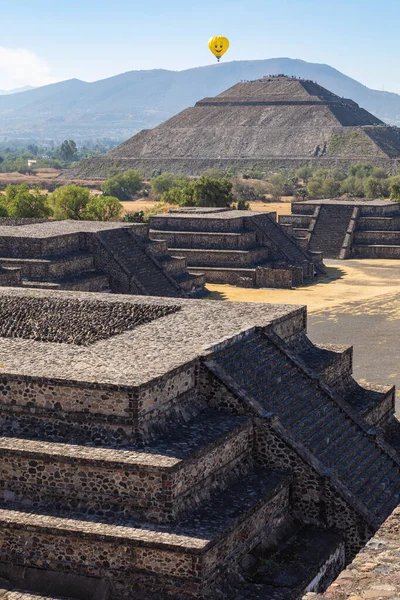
top-left (149, 207), bottom-right (324, 288)
top-left (0, 288), bottom-right (398, 599)
top-left (0, 219), bottom-right (205, 297)
top-left (280, 198), bottom-right (400, 259)
top-left (65, 75), bottom-right (400, 179)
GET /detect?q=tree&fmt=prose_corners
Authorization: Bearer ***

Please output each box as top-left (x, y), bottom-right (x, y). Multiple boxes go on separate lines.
top-left (237, 199), bottom-right (250, 210)
top-left (295, 188), bottom-right (309, 200)
top-left (60, 140), bottom-right (77, 162)
top-left (122, 210), bottom-right (145, 223)
top-left (4, 185), bottom-right (51, 218)
top-left (150, 173), bottom-right (188, 198)
top-left (321, 178), bottom-right (341, 198)
top-left (390, 181), bottom-right (400, 201)
top-left (84, 195), bottom-right (123, 221)
top-left (102, 170), bottom-right (143, 201)
top-left (192, 176), bottom-right (233, 207)
top-left (349, 163), bottom-right (373, 178)
top-left (48, 185), bottom-right (90, 219)
top-left (340, 176), bottom-right (365, 198)
top-left (364, 177), bottom-right (383, 199)
top-left (162, 176), bottom-right (233, 208)
top-left (296, 166), bottom-right (313, 184)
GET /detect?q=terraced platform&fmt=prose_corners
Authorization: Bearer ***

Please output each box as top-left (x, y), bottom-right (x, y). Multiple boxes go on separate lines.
top-left (0, 289), bottom-right (397, 599)
top-left (149, 208), bottom-right (322, 288)
top-left (0, 220), bottom-right (205, 297)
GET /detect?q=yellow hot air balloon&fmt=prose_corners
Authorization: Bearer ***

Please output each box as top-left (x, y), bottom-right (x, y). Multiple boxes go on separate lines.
top-left (208, 36), bottom-right (230, 62)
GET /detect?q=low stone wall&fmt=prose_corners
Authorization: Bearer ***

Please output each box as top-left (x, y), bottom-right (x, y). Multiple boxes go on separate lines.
top-left (304, 506), bottom-right (400, 600)
top-left (354, 230), bottom-right (400, 244)
top-left (0, 254), bottom-right (95, 281)
top-left (0, 418), bottom-right (253, 523)
top-left (0, 268), bottom-right (21, 287)
top-left (255, 266), bottom-right (293, 288)
top-left (150, 214), bottom-right (245, 233)
top-left (0, 233), bottom-right (82, 259)
top-left (151, 229), bottom-right (258, 250)
top-left (357, 216), bottom-right (400, 230)
top-left (189, 267), bottom-right (255, 285)
top-left (353, 245), bottom-right (400, 258)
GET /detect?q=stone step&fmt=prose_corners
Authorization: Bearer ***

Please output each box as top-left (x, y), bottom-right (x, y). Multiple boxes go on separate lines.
top-left (0, 410), bottom-right (252, 523)
top-left (150, 229), bottom-right (258, 250)
top-left (21, 270), bottom-right (110, 293)
top-left (0, 369), bottom-right (204, 446)
top-left (165, 247), bottom-right (271, 268)
top-left (357, 216), bottom-right (400, 231)
top-left (352, 244), bottom-right (400, 258)
top-left (189, 266), bottom-right (256, 285)
top-left (176, 271), bottom-right (207, 294)
top-left (0, 469), bottom-right (291, 600)
top-left (279, 215), bottom-right (312, 228)
top-left (241, 526), bottom-right (344, 599)
top-left (0, 252), bottom-right (96, 281)
top-left (157, 254), bottom-right (187, 276)
top-left (292, 228), bottom-right (309, 237)
top-left (354, 230), bottom-right (400, 245)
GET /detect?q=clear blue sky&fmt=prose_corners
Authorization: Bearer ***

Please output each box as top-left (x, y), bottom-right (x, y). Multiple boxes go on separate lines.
top-left (1, 0), bottom-right (399, 93)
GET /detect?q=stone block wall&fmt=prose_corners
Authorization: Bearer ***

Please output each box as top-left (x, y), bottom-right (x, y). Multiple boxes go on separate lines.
top-left (255, 266), bottom-right (293, 288)
top-left (0, 269), bottom-right (21, 287)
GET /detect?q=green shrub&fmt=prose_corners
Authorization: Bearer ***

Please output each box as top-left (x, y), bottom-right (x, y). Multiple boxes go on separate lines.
top-left (101, 169), bottom-right (143, 201)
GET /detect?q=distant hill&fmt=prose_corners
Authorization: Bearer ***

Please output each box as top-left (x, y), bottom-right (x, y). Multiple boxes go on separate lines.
top-left (1, 58), bottom-right (400, 141)
top-left (0, 86), bottom-right (36, 96)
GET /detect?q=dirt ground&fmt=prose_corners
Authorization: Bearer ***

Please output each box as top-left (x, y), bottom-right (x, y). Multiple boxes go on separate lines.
top-left (121, 200), bottom-right (294, 215)
top-left (208, 259), bottom-right (400, 409)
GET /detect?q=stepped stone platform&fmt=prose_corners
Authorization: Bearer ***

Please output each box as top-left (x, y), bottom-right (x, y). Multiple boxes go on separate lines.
top-left (149, 207), bottom-right (324, 288)
top-left (0, 288), bottom-right (398, 598)
top-left (279, 198), bottom-right (400, 259)
top-left (0, 219), bottom-right (205, 297)
top-left (64, 75), bottom-right (400, 179)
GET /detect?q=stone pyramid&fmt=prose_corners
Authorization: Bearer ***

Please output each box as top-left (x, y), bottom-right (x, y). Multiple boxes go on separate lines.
top-left (66, 75), bottom-right (400, 178)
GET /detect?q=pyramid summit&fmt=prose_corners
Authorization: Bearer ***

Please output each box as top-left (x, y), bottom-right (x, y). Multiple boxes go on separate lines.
top-left (66, 75), bottom-right (400, 179)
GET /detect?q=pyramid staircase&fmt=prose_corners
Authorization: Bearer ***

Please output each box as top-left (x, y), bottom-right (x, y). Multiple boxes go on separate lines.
top-left (279, 201), bottom-right (400, 260)
top-left (210, 331), bottom-right (400, 529)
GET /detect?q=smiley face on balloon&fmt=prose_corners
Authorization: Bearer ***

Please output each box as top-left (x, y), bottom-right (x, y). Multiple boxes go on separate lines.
top-left (208, 36), bottom-right (230, 62)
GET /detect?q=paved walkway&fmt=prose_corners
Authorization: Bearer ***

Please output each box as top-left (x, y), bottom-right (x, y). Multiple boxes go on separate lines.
top-left (208, 260), bottom-right (400, 411)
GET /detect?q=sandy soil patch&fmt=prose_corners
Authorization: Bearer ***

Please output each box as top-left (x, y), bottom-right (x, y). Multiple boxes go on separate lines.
top-left (207, 259), bottom-right (400, 313)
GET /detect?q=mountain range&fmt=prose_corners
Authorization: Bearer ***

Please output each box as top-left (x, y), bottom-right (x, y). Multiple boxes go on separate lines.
top-left (1, 58), bottom-right (400, 142)
top-left (0, 86), bottom-right (36, 96)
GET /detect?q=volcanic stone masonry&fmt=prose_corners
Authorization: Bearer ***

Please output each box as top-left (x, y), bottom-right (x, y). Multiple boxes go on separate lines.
top-left (0, 287), bottom-right (398, 599)
top-left (64, 75), bottom-right (400, 179)
top-left (279, 198), bottom-right (400, 259)
top-left (0, 219), bottom-right (205, 297)
top-left (149, 207), bottom-right (325, 288)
